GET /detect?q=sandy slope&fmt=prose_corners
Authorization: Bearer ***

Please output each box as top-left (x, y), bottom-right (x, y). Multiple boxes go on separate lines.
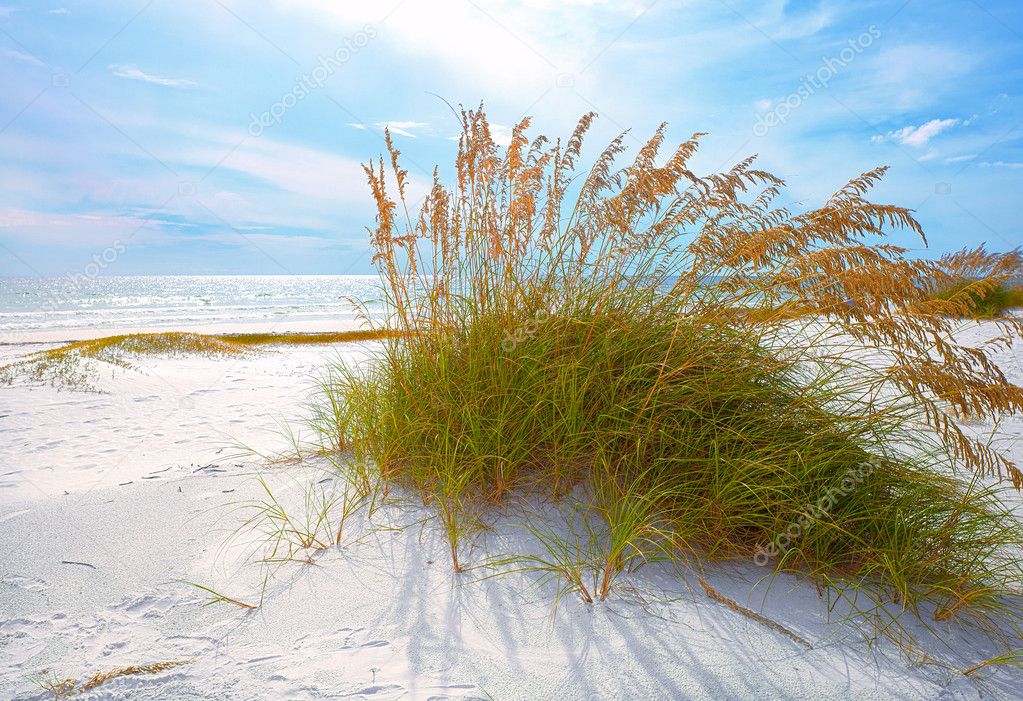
top-left (1, 326), bottom-right (1021, 700)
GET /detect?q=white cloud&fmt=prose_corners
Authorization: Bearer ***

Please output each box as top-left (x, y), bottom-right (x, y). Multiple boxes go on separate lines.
top-left (944, 154), bottom-right (976, 164)
top-left (198, 230), bottom-right (350, 253)
top-left (184, 137), bottom-right (372, 202)
top-left (108, 64), bottom-right (197, 88)
top-left (445, 122), bottom-right (513, 146)
top-left (348, 121), bottom-right (430, 138)
top-left (0, 207), bottom-right (162, 246)
top-left (0, 205), bottom-right (349, 253)
top-left (864, 44), bottom-right (976, 111)
top-left (869, 45), bottom-right (974, 87)
top-left (488, 123), bottom-right (514, 146)
top-left (48, 7), bottom-right (70, 14)
top-left (770, 3), bottom-right (836, 40)
top-left (261, 0), bottom-right (656, 98)
top-left (882, 118), bottom-right (960, 147)
top-left (381, 120), bottom-right (429, 138)
top-left (979, 161), bottom-right (1023, 169)
top-left (3, 48), bottom-right (46, 67)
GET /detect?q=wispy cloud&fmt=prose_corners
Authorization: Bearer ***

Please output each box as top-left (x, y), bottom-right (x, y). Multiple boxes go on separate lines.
top-left (0, 207), bottom-right (163, 247)
top-left (979, 161), bottom-right (1023, 169)
top-left (445, 123), bottom-right (513, 146)
top-left (0, 0), bottom-right (1020, 272)
top-left (108, 64), bottom-right (197, 88)
top-left (771, 2), bottom-right (835, 40)
top-left (183, 136), bottom-right (369, 202)
top-left (873, 118), bottom-right (961, 147)
top-left (347, 120), bottom-right (430, 138)
top-left (382, 121), bottom-right (429, 138)
top-left (3, 48), bottom-right (46, 67)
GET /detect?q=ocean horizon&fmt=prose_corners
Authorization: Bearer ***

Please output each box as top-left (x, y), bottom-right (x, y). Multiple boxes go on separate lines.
top-left (0, 275), bottom-right (384, 342)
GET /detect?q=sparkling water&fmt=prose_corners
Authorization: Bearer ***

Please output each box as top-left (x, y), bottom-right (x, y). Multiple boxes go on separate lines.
top-left (0, 275), bottom-right (385, 342)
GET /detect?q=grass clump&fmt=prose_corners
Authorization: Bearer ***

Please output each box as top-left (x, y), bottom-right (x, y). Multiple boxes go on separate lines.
top-left (320, 109), bottom-right (1023, 645)
top-left (922, 246), bottom-right (1023, 319)
top-left (939, 282), bottom-right (1023, 319)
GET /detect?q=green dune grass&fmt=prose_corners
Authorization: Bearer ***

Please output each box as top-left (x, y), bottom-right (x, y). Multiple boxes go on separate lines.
top-left (302, 108), bottom-right (1023, 651)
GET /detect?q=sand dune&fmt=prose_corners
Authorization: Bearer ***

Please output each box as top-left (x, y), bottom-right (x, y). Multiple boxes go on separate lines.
top-left (1, 327), bottom-right (1021, 700)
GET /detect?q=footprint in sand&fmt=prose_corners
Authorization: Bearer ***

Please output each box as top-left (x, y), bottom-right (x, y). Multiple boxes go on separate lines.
top-left (1, 573), bottom-right (51, 592)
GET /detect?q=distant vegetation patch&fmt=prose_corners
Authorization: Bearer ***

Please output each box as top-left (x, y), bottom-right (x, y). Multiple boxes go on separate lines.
top-left (920, 247), bottom-right (1023, 319)
top-left (0, 329), bottom-right (399, 391)
top-left (929, 281), bottom-right (1023, 320)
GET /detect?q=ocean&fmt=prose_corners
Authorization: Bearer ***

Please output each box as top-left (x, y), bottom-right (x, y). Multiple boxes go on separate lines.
top-left (0, 275), bottom-right (385, 343)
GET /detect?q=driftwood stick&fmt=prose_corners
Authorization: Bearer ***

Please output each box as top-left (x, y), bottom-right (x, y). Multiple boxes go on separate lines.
top-left (60, 560), bottom-right (97, 570)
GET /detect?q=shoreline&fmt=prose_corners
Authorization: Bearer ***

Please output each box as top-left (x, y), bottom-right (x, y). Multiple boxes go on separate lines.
top-left (0, 318), bottom-right (373, 346)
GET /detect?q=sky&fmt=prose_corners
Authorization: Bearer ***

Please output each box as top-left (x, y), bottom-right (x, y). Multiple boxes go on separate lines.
top-left (0, 0), bottom-right (1021, 276)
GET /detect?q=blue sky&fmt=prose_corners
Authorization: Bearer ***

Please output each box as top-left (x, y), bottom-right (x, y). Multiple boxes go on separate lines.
top-left (0, 0), bottom-right (1021, 276)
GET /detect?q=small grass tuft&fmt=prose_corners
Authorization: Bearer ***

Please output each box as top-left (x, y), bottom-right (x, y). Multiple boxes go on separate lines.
top-left (962, 648), bottom-right (1023, 677)
top-left (34, 670), bottom-right (77, 700)
top-left (80, 660), bottom-right (191, 691)
top-left (179, 580), bottom-right (260, 610)
top-left (34, 660), bottom-right (190, 698)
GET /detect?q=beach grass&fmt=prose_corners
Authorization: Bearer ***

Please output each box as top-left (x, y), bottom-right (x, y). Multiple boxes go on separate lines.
top-left (928, 281), bottom-right (1023, 320)
top-left (306, 107), bottom-right (1023, 648)
top-left (222, 330), bottom-right (403, 346)
top-left (919, 246), bottom-right (1023, 319)
top-left (0, 329), bottom-right (400, 390)
top-left (35, 660), bottom-right (191, 699)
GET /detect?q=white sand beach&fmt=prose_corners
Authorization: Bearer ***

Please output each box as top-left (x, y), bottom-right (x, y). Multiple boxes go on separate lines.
top-left (0, 322), bottom-right (1020, 700)
top-left (4, 0), bottom-right (1021, 697)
